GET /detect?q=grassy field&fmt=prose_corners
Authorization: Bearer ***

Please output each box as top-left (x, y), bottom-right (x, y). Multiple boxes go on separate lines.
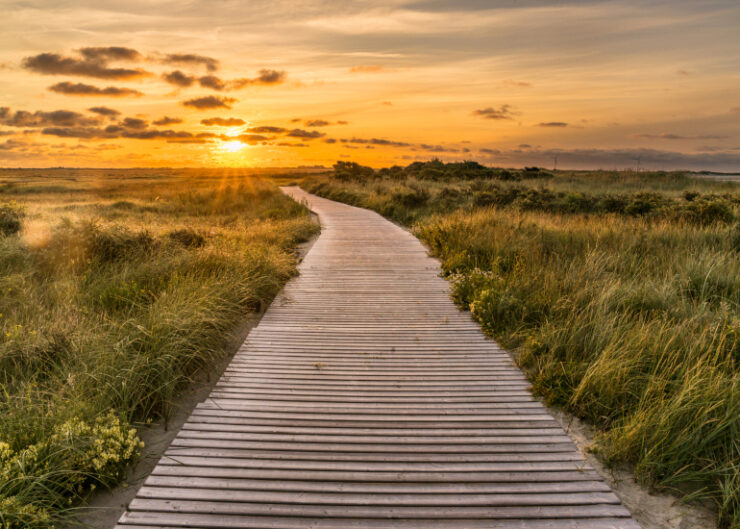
top-left (303, 161), bottom-right (740, 528)
top-left (0, 168), bottom-right (318, 528)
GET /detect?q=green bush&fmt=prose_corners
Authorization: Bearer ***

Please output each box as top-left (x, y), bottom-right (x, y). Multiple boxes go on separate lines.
top-left (0, 413), bottom-right (141, 529)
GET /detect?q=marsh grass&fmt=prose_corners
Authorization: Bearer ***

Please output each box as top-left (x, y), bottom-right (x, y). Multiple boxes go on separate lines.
top-left (0, 169), bottom-right (318, 527)
top-left (303, 161), bottom-right (740, 528)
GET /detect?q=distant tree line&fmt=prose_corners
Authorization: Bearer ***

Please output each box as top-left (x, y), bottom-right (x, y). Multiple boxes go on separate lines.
top-left (332, 159), bottom-right (552, 182)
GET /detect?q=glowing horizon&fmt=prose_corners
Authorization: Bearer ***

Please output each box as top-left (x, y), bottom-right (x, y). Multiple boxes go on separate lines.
top-left (1, 1), bottom-right (739, 171)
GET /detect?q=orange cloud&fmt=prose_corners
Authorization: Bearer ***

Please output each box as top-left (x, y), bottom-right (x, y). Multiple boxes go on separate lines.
top-left (49, 82), bottom-right (143, 97)
top-left (201, 117), bottom-right (246, 126)
top-left (23, 51), bottom-right (150, 80)
top-left (182, 96), bottom-right (237, 109)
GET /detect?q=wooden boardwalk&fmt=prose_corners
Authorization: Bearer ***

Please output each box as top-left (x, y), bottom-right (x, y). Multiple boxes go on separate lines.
top-left (116, 187), bottom-right (640, 529)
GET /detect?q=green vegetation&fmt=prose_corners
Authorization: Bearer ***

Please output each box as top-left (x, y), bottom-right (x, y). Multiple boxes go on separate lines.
top-left (0, 169), bottom-right (318, 527)
top-left (304, 160), bottom-right (740, 528)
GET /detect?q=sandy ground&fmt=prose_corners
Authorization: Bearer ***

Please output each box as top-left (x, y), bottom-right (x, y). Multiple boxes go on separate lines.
top-left (550, 408), bottom-right (718, 529)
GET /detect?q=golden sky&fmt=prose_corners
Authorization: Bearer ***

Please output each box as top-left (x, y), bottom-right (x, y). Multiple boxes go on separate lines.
top-left (1, 0), bottom-right (739, 170)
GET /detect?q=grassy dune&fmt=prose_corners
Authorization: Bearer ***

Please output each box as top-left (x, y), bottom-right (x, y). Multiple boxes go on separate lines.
top-left (0, 169), bottom-right (318, 527)
top-left (303, 161), bottom-right (740, 528)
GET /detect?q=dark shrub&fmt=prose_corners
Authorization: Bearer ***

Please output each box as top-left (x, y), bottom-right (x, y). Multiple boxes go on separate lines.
top-left (495, 169), bottom-right (519, 181)
top-left (625, 193), bottom-right (667, 216)
top-left (681, 198), bottom-right (735, 225)
top-left (0, 203), bottom-right (23, 236)
top-left (562, 192), bottom-right (592, 213)
top-left (168, 228), bottom-right (206, 248)
top-left (110, 200), bottom-right (136, 210)
top-left (599, 195), bottom-right (628, 213)
top-left (416, 159), bottom-right (447, 181)
top-left (473, 191), bottom-right (496, 207)
top-left (438, 186), bottom-right (463, 201)
top-left (391, 186), bottom-right (430, 208)
top-left (445, 161), bottom-right (496, 180)
top-left (378, 167), bottom-right (407, 180)
top-left (418, 167), bottom-right (446, 180)
top-left (333, 161), bottom-right (375, 181)
top-left (86, 225), bottom-right (155, 263)
top-left (521, 167), bottom-right (553, 179)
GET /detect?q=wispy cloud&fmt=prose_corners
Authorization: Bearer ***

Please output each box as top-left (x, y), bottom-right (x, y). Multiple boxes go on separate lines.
top-left (235, 134), bottom-right (270, 144)
top-left (473, 105), bottom-right (516, 120)
top-left (1, 108), bottom-right (101, 127)
top-left (182, 96), bottom-right (237, 109)
top-left (23, 50), bottom-right (150, 80)
top-left (198, 75), bottom-right (227, 91)
top-left (152, 116), bottom-right (183, 126)
top-left (286, 129), bottom-right (325, 139)
top-left (632, 132), bottom-right (726, 140)
top-left (87, 106), bottom-right (121, 118)
top-left (228, 69), bottom-right (286, 89)
top-left (160, 53), bottom-right (219, 72)
top-left (48, 82), bottom-right (143, 97)
top-left (163, 69), bottom-right (285, 91)
top-left (201, 117), bottom-right (246, 126)
top-left (162, 70), bottom-right (196, 87)
top-left (79, 47), bottom-right (142, 62)
top-left (249, 126), bottom-right (287, 133)
top-left (341, 137), bottom-right (411, 147)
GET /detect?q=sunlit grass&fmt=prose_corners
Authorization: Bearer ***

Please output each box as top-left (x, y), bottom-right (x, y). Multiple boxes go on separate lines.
top-left (0, 169), bottom-right (318, 527)
top-left (303, 163), bottom-right (740, 528)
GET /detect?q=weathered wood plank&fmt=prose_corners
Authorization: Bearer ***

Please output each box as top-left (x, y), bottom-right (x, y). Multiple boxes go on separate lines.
top-left (127, 498), bottom-right (632, 518)
top-left (117, 513), bottom-right (641, 529)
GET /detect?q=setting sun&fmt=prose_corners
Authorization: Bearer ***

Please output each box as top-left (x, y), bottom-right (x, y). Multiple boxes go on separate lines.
top-left (220, 140), bottom-right (245, 152)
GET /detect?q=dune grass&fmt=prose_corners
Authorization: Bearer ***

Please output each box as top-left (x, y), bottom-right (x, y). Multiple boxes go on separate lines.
top-left (0, 169), bottom-right (318, 527)
top-left (303, 161), bottom-right (740, 528)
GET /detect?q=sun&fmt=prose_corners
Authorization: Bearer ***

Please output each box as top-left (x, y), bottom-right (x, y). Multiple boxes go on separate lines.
top-left (220, 140), bottom-right (245, 152)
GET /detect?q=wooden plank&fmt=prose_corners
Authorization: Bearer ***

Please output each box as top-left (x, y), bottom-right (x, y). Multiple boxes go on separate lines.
top-left (118, 187), bottom-right (639, 529)
top-left (150, 465), bottom-right (606, 482)
top-left (135, 487), bottom-right (622, 506)
top-left (162, 448), bottom-right (587, 463)
top-left (117, 512), bottom-right (642, 529)
top-left (127, 498), bottom-right (632, 518)
top-left (142, 475), bottom-right (612, 493)
top-left (162, 441), bottom-right (578, 453)
top-left (177, 424), bottom-right (565, 436)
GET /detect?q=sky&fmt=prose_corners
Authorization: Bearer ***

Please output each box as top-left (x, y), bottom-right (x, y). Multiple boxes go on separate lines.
top-left (1, 0), bottom-right (739, 170)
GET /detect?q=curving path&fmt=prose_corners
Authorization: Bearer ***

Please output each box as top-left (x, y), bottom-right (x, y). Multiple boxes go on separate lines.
top-left (116, 187), bottom-right (640, 529)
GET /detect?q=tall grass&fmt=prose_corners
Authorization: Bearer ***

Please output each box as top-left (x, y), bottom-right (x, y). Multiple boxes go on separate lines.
top-left (0, 171), bottom-right (318, 527)
top-left (303, 162), bottom-right (740, 528)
